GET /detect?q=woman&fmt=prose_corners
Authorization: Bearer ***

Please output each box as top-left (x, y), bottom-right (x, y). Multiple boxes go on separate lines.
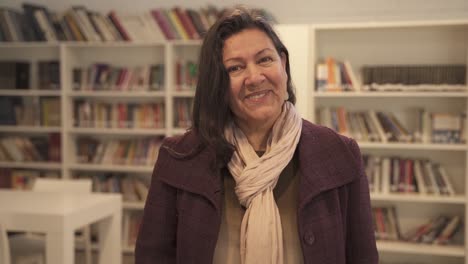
top-left (135, 7), bottom-right (378, 264)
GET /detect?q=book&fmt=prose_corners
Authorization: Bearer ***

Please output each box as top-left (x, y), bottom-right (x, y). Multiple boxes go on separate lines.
top-left (167, 9), bottom-right (189, 40)
top-left (433, 216), bottom-right (461, 245)
top-left (186, 9), bottom-right (207, 36)
top-left (0, 61), bottom-right (30, 89)
top-left (173, 7), bottom-right (199, 39)
top-left (64, 11), bottom-right (86, 41)
top-left (108, 11), bottom-right (131, 41)
top-left (150, 9), bottom-right (175, 40)
top-left (22, 3), bottom-right (49, 41)
top-left (161, 9), bottom-right (181, 40)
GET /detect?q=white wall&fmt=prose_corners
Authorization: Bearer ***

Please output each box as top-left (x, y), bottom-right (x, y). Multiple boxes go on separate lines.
top-left (2, 0), bottom-right (468, 23)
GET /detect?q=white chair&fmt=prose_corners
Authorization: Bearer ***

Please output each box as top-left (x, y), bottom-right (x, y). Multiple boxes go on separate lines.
top-left (8, 178), bottom-right (93, 264)
top-left (0, 223), bottom-right (12, 264)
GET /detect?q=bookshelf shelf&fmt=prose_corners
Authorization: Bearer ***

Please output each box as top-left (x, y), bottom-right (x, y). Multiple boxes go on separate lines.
top-left (0, 125), bottom-right (61, 133)
top-left (172, 90), bottom-right (196, 97)
top-left (0, 161), bottom-right (62, 170)
top-left (370, 193), bottom-right (466, 204)
top-left (376, 240), bottom-right (465, 257)
top-left (65, 41), bottom-right (166, 48)
top-left (122, 246), bottom-right (135, 254)
top-left (68, 164), bottom-right (154, 173)
top-left (315, 91), bottom-right (468, 98)
top-left (123, 201), bottom-right (145, 210)
top-left (67, 91), bottom-right (166, 98)
top-left (69, 128), bottom-right (166, 136)
top-left (78, 242), bottom-right (134, 254)
top-left (171, 40), bottom-right (203, 46)
top-left (0, 89), bottom-right (61, 96)
top-left (358, 142), bottom-right (468, 151)
top-left (312, 19), bottom-right (468, 30)
top-left (0, 42), bottom-right (60, 48)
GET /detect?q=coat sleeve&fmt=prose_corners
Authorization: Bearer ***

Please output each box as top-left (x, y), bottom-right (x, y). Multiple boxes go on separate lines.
top-left (345, 138), bottom-right (379, 264)
top-left (135, 145), bottom-right (178, 264)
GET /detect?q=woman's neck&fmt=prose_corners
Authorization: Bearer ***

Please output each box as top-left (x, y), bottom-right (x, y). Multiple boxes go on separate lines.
top-left (235, 120), bottom-right (274, 151)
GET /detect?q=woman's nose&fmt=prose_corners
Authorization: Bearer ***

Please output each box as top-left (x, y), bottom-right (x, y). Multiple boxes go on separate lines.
top-left (244, 65), bottom-right (266, 88)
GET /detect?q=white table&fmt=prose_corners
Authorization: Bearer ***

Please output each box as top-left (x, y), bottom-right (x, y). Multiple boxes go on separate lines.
top-left (0, 190), bottom-right (122, 264)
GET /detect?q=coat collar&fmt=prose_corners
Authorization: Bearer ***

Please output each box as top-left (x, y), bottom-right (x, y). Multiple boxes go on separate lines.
top-left (158, 120), bottom-right (359, 212)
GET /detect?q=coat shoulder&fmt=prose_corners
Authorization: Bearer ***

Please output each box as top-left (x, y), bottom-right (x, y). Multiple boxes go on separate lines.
top-left (301, 119), bottom-right (362, 169)
top-left (161, 129), bottom-right (205, 159)
top-left (302, 119), bottom-right (357, 148)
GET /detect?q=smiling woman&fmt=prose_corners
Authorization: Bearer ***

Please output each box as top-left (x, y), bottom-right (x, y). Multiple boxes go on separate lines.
top-left (135, 6), bottom-right (378, 264)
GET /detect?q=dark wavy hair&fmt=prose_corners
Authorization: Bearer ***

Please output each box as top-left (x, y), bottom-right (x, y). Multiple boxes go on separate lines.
top-left (192, 6), bottom-right (296, 167)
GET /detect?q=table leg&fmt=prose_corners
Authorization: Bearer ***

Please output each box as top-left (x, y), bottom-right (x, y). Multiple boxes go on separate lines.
top-left (98, 210), bottom-right (121, 264)
top-left (46, 231), bottom-right (74, 264)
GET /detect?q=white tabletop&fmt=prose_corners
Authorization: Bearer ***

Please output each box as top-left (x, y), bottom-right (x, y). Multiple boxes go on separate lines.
top-left (0, 189), bottom-right (122, 264)
top-left (0, 189), bottom-right (119, 214)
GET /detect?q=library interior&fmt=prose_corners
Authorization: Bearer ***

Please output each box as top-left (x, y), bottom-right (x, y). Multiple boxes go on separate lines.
top-left (0, 0), bottom-right (467, 263)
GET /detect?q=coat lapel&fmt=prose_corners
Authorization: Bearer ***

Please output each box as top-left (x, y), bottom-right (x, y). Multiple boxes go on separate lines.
top-left (158, 131), bottom-right (223, 212)
top-left (297, 121), bottom-right (360, 211)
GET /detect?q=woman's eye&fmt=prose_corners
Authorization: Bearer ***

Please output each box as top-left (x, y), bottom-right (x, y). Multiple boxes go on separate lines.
top-left (227, 65), bottom-right (242, 73)
top-left (258, 57), bottom-right (273, 64)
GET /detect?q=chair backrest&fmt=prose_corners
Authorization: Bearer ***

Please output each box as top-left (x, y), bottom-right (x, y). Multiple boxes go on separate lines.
top-left (0, 223), bottom-right (11, 264)
top-left (33, 178), bottom-right (92, 194)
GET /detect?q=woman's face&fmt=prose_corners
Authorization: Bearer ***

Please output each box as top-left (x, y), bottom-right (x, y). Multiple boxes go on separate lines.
top-left (223, 28), bottom-right (288, 130)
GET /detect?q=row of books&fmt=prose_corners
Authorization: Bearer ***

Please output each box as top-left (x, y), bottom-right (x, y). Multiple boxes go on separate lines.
top-left (0, 60), bottom-right (61, 90)
top-left (174, 98), bottom-right (193, 128)
top-left (175, 60), bottom-right (198, 91)
top-left (1, 3), bottom-right (275, 42)
top-left (76, 137), bottom-right (162, 166)
top-left (364, 155), bottom-right (455, 196)
top-left (314, 59), bottom-right (467, 93)
top-left (74, 100), bottom-right (165, 129)
top-left (0, 134), bottom-right (61, 162)
top-left (0, 169), bottom-right (60, 189)
top-left (0, 97), bottom-right (60, 126)
top-left (317, 107), bottom-right (466, 144)
top-left (404, 215), bottom-right (462, 245)
top-left (362, 65), bottom-right (466, 87)
top-left (316, 58), bottom-right (359, 92)
top-left (75, 173), bottom-right (149, 202)
top-left (73, 64), bottom-right (165, 91)
top-left (373, 207), bottom-right (462, 245)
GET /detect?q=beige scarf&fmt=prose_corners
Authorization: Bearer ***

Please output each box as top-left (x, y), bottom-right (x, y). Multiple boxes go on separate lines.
top-left (224, 101), bottom-right (302, 264)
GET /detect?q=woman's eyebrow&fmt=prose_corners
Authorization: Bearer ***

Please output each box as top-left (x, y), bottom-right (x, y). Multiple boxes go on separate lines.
top-left (223, 48), bottom-right (274, 64)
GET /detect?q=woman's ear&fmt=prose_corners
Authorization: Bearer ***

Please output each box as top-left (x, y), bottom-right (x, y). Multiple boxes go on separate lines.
top-left (280, 52), bottom-right (287, 69)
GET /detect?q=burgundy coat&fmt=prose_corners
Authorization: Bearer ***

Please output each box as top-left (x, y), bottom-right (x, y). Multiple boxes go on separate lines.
top-left (135, 120), bottom-right (378, 264)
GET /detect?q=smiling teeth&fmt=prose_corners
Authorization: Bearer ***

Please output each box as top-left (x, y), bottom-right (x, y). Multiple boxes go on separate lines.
top-left (247, 91), bottom-right (268, 100)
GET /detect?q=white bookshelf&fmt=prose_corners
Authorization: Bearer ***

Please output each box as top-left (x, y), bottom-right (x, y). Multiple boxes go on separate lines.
top-left (0, 40), bottom-right (199, 254)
